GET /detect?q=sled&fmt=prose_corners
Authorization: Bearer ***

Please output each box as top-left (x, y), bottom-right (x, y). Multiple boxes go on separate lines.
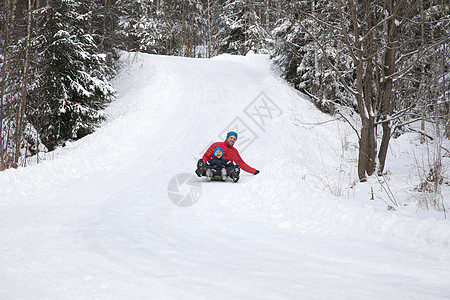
top-left (210, 175), bottom-right (226, 181)
top-left (209, 175), bottom-right (239, 182)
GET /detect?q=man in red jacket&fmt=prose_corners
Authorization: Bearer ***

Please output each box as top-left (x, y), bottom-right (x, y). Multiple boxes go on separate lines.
top-left (195, 131), bottom-right (260, 182)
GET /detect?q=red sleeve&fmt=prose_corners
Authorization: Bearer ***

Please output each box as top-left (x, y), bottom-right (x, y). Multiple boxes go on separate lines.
top-left (233, 149), bottom-right (256, 174)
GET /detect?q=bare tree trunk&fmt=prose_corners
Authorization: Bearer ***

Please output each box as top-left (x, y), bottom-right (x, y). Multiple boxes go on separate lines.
top-left (356, 61), bottom-right (376, 181)
top-left (163, 0), bottom-right (169, 55)
top-left (429, 0), bottom-right (438, 138)
top-left (181, 1), bottom-right (186, 56)
top-left (189, 3), bottom-right (194, 57)
top-left (332, 39), bottom-right (342, 100)
top-left (420, 0), bottom-right (426, 143)
top-left (1, 0), bottom-right (16, 170)
top-left (312, 0), bottom-right (320, 100)
top-left (363, 1), bottom-right (378, 178)
top-left (207, 0), bottom-right (212, 58)
top-left (345, 0), bottom-right (377, 181)
top-left (444, 0), bottom-right (449, 139)
top-left (14, 0), bottom-right (33, 166)
top-left (1, 0), bottom-right (11, 170)
top-left (378, 0), bottom-right (401, 175)
top-left (34, 0), bottom-right (41, 164)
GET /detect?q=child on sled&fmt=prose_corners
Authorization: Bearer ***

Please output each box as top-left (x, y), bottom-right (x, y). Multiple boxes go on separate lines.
top-left (204, 147), bottom-right (239, 182)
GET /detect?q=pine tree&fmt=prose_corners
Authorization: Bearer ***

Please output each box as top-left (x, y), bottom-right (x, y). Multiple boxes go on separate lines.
top-left (179, 0), bottom-right (207, 57)
top-left (116, 0), bottom-right (164, 54)
top-left (29, 0), bottom-right (114, 150)
top-left (218, 0), bottom-right (268, 55)
top-left (87, 0), bottom-right (122, 73)
top-left (137, 5), bottom-right (168, 54)
top-left (271, 1), bottom-right (355, 113)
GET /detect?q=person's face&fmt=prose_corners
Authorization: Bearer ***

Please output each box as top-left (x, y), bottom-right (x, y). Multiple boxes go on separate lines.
top-left (227, 135), bottom-right (236, 146)
top-left (215, 149), bottom-right (222, 158)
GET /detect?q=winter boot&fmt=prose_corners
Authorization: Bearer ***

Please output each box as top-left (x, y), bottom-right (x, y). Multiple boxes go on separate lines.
top-left (195, 159), bottom-right (204, 177)
top-left (221, 168), bottom-right (227, 181)
top-left (206, 168), bottom-right (213, 180)
top-left (232, 165), bottom-right (240, 182)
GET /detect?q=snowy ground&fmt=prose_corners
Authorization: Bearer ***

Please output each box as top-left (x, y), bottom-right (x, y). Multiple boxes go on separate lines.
top-left (0, 52), bottom-right (449, 299)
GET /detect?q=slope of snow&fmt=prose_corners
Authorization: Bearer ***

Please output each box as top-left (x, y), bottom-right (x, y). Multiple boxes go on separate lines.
top-left (0, 52), bottom-right (449, 299)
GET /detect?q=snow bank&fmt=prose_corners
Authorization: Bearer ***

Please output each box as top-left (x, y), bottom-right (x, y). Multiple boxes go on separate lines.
top-left (218, 55), bottom-right (450, 248)
top-left (0, 53), bottom-right (170, 204)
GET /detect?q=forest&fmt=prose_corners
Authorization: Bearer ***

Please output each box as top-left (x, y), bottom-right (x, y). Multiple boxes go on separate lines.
top-left (1, 0), bottom-right (449, 183)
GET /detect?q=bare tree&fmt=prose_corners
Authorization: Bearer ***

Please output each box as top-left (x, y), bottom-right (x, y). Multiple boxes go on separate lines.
top-left (285, 0), bottom-right (450, 181)
top-left (376, 0), bottom-right (405, 177)
top-left (1, 0), bottom-right (11, 170)
top-left (1, 0), bottom-right (17, 170)
top-left (207, 0), bottom-right (212, 57)
top-left (14, 0), bottom-right (33, 166)
top-left (444, 0), bottom-right (449, 139)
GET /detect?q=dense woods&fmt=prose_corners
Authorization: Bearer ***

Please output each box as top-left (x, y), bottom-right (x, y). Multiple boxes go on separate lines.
top-left (1, 0), bottom-right (449, 184)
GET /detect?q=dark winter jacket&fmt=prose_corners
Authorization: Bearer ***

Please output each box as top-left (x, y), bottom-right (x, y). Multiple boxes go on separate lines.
top-left (202, 140), bottom-right (256, 174)
top-left (205, 156), bottom-right (233, 171)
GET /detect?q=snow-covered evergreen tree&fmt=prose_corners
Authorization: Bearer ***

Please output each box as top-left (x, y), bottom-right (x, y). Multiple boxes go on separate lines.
top-left (177, 0), bottom-right (207, 57)
top-left (117, 0), bottom-right (207, 57)
top-left (218, 0), bottom-right (268, 55)
top-left (29, 0), bottom-right (114, 150)
top-left (271, 1), bottom-right (355, 113)
top-left (136, 8), bottom-right (168, 54)
top-left (86, 0), bottom-right (122, 73)
top-left (116, 0), bottom-right (167, 54)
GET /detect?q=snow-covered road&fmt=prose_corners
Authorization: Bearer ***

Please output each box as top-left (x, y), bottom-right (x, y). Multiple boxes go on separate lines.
top-left (1, 53), bottom-right (449, 299)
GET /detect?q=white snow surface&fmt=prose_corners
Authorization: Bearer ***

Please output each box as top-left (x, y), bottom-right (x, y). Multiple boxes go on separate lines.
top-left (1, 52), bottom-right (449, 299)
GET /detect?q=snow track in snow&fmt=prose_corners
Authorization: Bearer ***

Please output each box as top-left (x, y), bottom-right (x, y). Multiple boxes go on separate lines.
top-left (0, 52), bottom-right (449, 299)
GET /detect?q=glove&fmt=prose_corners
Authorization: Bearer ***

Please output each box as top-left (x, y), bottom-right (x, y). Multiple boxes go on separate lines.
top-left (254, 170), bottom-right (260, 175)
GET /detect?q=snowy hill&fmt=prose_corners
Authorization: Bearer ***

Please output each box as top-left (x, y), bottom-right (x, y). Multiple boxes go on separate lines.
top-left (0, 52), bottom-right (449, 299)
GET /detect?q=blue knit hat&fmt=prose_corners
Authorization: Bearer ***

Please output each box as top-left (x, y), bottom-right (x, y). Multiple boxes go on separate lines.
top-left (213, 147), bottom-right (223, 156)
top-left (226, 131), bottom-right (238, 140)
